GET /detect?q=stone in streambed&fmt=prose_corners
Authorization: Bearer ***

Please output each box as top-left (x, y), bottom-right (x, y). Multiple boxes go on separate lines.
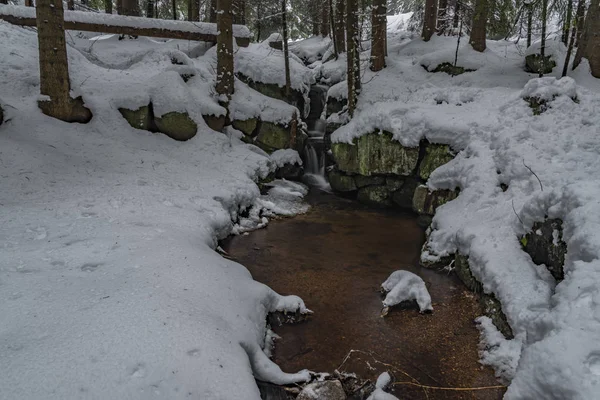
top-left (328, 169), bottom-right (357, 192)
top-left (297, 380), bottom-right (346, 400)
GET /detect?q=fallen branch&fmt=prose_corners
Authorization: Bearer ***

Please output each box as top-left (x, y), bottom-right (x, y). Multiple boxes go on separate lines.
top-left (393, 381), bottom-right (506, 391)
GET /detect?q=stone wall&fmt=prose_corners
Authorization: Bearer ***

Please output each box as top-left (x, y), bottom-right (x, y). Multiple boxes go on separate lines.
top-left (119, 103), bottom-right (197, 141)
top-left (233, 117), bottom-right (307, 154)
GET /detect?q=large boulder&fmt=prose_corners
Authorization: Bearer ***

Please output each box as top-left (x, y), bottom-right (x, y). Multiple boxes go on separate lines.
top-left (237, 74), bottom-right (306, 118)
top-left (412, 185), bottom-right (459, 215)
top-left (256, 121), bottom-right (293, 152)
top-left (521, 218), bottom-right (567, 281)
top-left (326, 96), bottom-right (347, 117)
top-left (419, 144), bottom-right (454, 180)
top-left (328, 168), bottom-right (357, 192)
top-left (154, 111), bottom-right (197, 141)
top-left (357, 185), bottom-right (393, 208)
top-left (232, 118), bottom-right (259, 136)
top-left (354, 174), bottom-right (386, 188)
top-left (203, 114), bottom-right (225, 132)
top-left (119, 105), bottom-right (155, 131)
top-left (331, 132), bottom-right (419, 176)
top-left (525, 54), bottom-right (556, 74)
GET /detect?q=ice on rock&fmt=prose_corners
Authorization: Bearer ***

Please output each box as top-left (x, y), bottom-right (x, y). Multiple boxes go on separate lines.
top-left (381, 270), bottom-right (433, 314)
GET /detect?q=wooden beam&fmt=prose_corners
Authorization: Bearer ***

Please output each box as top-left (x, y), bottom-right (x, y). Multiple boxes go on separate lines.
top-left (0, 5), bottom-right (251, 46)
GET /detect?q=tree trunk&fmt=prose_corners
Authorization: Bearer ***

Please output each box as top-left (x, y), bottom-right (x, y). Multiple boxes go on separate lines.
top-left (346, 0), bottom-right (360, 116)
top-left (539, 0), bottom-right (547, 76)
top-left (36, 0), bottom-right (92, 123)
top-left (562, 0), bottom-right (573, 44)
top-left (282, 0), bottom-right (291, 98)
top-left (422, 0), bottom-right (437, 41)
top-left (25, 0), bottom-right (34, 6)
top-left (172, 0), bottom-right (177, 19)
top-left (335, 0), bottom-right (346, 52)
top-left (233, 0), bottom-right (245, 24)
top-left (320, 0), bottom-right (330, 36)
top-left (67, 0), bottom-right (75, 10)
top-left (122, 0), bottom-right (139, 16)
top-left (526, 4), bottom-right (532, 47)
top-left (330, 0), bottom-right (339, 57)
top-left (210, 0), bottom-right (217, 22)
top-left (562, 0), bottom-right (581, 76)
top-left (469, 0), bottom-right (487, 52)
top-left (437, 0), bottom-right (448, 34)
top-left (573, 0), bottom-right (600, 76)
top-left (0, 0), bottom-right (7, 5)
top-left (311, 0), bottom-right (320, 36)
top-left (147, 0), bottom-right (154, 18)
top-left (116, 0), bottom-right (123, 14)
top-left (216, 0), bottom-right (234, 106)
top-left (370, 0), bottom-right (386, 71)
top-left (453, 0), bottom-right (459, 28)
top-left (105, 0), bottom-right (113, 14)
top-left (575, 0), bottom-right (586, 47)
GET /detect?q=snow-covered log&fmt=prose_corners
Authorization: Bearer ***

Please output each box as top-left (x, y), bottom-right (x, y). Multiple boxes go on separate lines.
top-left (0, 5), bottom-right (251, 46)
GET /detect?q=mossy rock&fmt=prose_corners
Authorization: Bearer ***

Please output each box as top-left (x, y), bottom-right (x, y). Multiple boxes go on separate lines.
top-left (155, 111), bottom-right (197, 141)
top-left (525, 54), bottom-right (556, 74)
top-left (354, 174), bottom-right (386, 188)
top-left (328, 169), bottom-right (357, 192)
top-left (412, 185), bottom-right (459, 216)
top-left (331, 132), bottom-right (419, 176)
top-left (237, 73), bottom-right (306, 117)
top-left (522, 218), bottom-right (567, 281)
top-left (119, 105), bottom-right (154, 131)
top-left (392, 177), bottom-right (421, 210)
top-left (386, 176), bottom-right (405, 191)
top-left (454, 253), bottom-right (513, 339)
top-left (39, 96), bottom-right (93, 124)
top-left (203, 114), bottom-right (225, 132)
top-left (419, 144), bottom-right (455, 180)
top-left (232, 118), bottom-right (259, 136)
top-left (357, 185), bottom-right (393, 208)
top-left (326, 122), bottom-right (343, 136)
top-left (255, 121), bottom-right (291, 152)
top-left (430, 62), bottom-right (475, 76)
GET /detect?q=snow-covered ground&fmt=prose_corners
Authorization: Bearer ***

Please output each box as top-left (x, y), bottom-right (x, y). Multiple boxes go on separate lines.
top-left (317, 25), bottom-right (600, 399)
top-left (0, 21), bottom-right (311, 399)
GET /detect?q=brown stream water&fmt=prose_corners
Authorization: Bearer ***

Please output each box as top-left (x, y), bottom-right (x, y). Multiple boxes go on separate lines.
top-left (222, 190), bottom-right (504, 400)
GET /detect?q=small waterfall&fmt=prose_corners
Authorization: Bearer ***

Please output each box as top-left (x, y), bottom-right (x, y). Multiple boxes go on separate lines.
top-left (302, 85), bottom-right (330, 190)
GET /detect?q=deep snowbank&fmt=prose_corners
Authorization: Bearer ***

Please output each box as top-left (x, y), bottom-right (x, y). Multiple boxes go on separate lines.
top-left (0, 21), bottom-right (310, 399)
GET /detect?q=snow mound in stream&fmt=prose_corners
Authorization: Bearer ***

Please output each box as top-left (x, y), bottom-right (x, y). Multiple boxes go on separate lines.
top-left (381, 270), bottom-right (433, 313)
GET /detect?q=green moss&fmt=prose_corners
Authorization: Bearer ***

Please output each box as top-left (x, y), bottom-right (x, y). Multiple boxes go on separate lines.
top-left (203, 114), bottom-right (225, 132)
top-left (331, 132), bottom-right (419, 176)
top-left (154, 112), bottom-right (197, 141)
top-left (119, 105), bottom-right (154, 131)
top-left (328, 169), bottom-right (357, 192)
top-left (419, 144), bottom-right (455, 180)
top-left (357, 185), bottom-right (393, 208)
top-left (232, 118), bottom-right (258, 136)
top-left (354, 175), bottom-right (386, 188)
top-left (255, 121), bottom-right (291, 152)
top-left (412, 185), bottom-right (459, 216)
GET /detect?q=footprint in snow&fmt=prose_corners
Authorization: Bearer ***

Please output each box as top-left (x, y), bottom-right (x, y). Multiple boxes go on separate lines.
top-left (81, 263), bottom-right (102, 272)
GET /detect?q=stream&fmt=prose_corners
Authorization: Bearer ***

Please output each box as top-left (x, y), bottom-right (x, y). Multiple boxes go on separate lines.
top-left (222, 190), bottom-right (505, 400)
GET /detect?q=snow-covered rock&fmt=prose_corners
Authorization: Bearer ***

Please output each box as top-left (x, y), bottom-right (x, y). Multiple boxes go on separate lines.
top-left (381, 270), bottom-right (433, 314)
top-left (297, 380), bottom-right (346, 400)
top-left (367, 372), bottom-right (398, 400)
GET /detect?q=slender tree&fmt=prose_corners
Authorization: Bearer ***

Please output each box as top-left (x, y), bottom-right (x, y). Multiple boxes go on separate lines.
top-left (437, 0), bottom-right (448, 33)
top-left (311, 0), bottom-right (320, 36)
top-left (320, 0), bottom-right (330, 36)
top-left (335, 0), bottom-right (346, 52)
top-left (282, 0), bottom-right (292, 98)
top-left (67, 0), bottom-right (75, 10)
top-left (562, 0), bottom-right (582, 76)
top-left (117, 0), bottom-right (123, 14)
top-left (172, 0), bottom-right (177, 19)
top-left (233, 0), bottom-right (246, 24)
top-left (575, 0), bottom-right (586, 46)
top-left (210, 0), bottom-right (217, 22)
top-left (35, 0), bottom-right (92, 123)
top-left (216, 0), bottom-right (234, 108)
top-left (0, 0), bottom-right (7, 5)
top-left (105, 0), bottom-right (113, 14)
top-left (573, 0), bottom-right (600, 76)
top-left (526, 0), bottom-right (532, 47)
top-left (562, 0), bottom-right (573, 44)
top-left (148, 0), bottom-right (155, 17)
top-left (469, 0), bottom-right (487, 51)
top-left (538, 0), bottom-right (547, 76)
top-left (370, 0), bottom-right (386, 71)
top-left (422, 0), bottom-right (437, 41)
top-left (346, 0), bottom-right (360, 116)
top-left (122, 0), bottom-right (139, 16)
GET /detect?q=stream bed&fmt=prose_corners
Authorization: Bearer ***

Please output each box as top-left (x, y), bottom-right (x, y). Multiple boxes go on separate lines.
top-left (222, 189), bottom-right (504, 400)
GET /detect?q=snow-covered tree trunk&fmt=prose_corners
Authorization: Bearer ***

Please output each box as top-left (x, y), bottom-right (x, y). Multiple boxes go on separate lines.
top-left (148, 0), bottom-right (155, 18)
top-left (469, 0), bottom-right (487, 52)
top-left (105, 0), bottom-right (113, 15)
top-left (335, 0), bottom-right (346, 52)
top-left (346, 0), bottom-right (360, 116)
top-left (282, 0), bottom-right (291, 98)
top-left (422, 0), bottom-right (437, 41)
top-left (573, 0), bottom-right (600, 77)
top-left (320, 0), bottom-right (330, 37)
top-left (370, 0), bottom-right (386, 71)
top-left (36, 0), bottom-right (92, 123)
top-left (67, 0), bottom-right (74, 10)
top-left (216, 0), bottom-right (234, 106)
top-left (233, 0), bottom-right (245, 24)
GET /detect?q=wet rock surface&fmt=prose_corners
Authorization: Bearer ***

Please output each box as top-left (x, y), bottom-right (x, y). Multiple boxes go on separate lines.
top-left (522, 218), bottom-right (567, 281)
top-left (223, 190), bottom-right (504, 400)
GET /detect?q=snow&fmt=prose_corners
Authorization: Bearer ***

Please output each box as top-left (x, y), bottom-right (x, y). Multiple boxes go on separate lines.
top-left (270, 148), bottom-right (303, 168)
top-left (367, 372), bottom-right (398, 400)
top-left (381, 270), bottom-right (433, 313)
top-left (0, 5), bottom-right (252, 38)
top-left (0, 21), bottom-right (310, 399)
top-left (290, 35), bottom-right (331, 64)
top-left (520, 76), bottom-right (578, 102)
